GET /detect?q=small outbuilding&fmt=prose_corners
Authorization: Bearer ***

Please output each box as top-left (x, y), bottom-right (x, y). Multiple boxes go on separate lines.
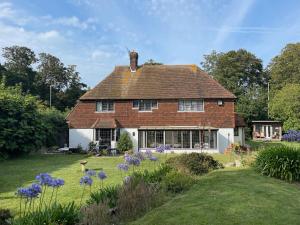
top-left (252, 120), bottom-right (282, 141)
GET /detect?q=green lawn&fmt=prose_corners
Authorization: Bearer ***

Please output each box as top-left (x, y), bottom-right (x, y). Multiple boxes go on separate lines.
top-left (131, 168), bottom-right (300, 225)
top-left (0, 153), bottom-right (167, 215)
top-left (247, 140), bottom-right (300, 150)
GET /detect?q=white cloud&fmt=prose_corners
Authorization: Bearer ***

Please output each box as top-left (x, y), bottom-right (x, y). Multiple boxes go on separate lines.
top-left (46, 16), bottom-right (97, 30)
top-left (91, 50), bottom-right (112, 60)
top-left (213, 0), bottom-right (256, 47)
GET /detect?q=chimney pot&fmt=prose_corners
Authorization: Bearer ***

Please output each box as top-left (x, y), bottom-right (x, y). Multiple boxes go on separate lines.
top-left (129, 50), bottom-right (138, 72)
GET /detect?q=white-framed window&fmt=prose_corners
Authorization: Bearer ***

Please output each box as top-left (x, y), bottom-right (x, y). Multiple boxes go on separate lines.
top-left (132, 100), bottom-right (158, 111)
top-left (96, 100), bottom-right (114, 112)
top-left (178, 99), bottom-right (204, 112)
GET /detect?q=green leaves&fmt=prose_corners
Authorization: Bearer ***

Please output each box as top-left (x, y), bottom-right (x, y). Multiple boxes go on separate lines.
top-left (117, 132), bottom-right (133, 153)
top-left (255, 146), bottom-right (300, 182)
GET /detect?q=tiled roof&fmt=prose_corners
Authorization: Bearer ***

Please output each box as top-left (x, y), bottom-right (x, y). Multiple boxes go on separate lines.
top-left (91, 118), bottom-right (117, 128)
top-left (80, 65), bottom-right (236, 100)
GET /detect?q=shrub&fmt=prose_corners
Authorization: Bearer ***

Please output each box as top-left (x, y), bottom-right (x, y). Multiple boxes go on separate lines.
top-left (116, 179), bottom-right (164, 222)
top-left (162, 171), bottom-right (194, 193)
top-left (117, 132), bottom-right (133, 153)
top-left (0, 209), bottom-right (12, 225)
top-left (166, 153), bottom-right (223, 175)
top-left (80, 202), bottom-right (112, 225)
top-left (13, 202), bottom-right (80, 225)
top-left (255, 146), bottom-right (300, 182)
top-left (131, 164), bottom-right (172, 184)
top-left (87, 185), bottom-right (120, 208)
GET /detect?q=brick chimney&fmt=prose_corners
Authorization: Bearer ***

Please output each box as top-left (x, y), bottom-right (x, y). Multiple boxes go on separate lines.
top-left (129, 50), bottom-right (138, 72)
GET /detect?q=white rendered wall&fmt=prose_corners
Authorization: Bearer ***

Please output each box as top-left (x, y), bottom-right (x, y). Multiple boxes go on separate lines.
top-left (120, 128), bottom-right (139, 152)
top-left (218, 128), bottom-right (234, 153)
top-left (69, 129), bottom-right (93, 150)
top-left (234, 127), bottom-right (245, 145)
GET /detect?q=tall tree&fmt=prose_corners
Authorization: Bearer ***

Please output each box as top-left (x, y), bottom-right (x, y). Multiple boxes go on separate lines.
top-left (201, 49), bottom-right (268, 136)
top-left (268, 43), bottom-right (300, 92)
top-left (2, 46), bottom-right (37, 93)
top-left (269, 84), bottom-right (300, 130)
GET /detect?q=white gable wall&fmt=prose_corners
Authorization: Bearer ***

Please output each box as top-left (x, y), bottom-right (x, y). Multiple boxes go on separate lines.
top-left (69, 129), bottom-right (93, 150)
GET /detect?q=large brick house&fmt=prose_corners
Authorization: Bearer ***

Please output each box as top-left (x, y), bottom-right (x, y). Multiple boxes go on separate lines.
top-left (66, 51), bottom-right (245, 153)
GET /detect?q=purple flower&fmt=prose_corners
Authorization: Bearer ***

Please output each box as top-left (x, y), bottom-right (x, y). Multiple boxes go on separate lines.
top-left (132, 157), bottom-right (141, 166)
top-left (156, 145), bottom-right (165, 153)
top-left (86, 169), bottom-right (96, 177)
top-left (134, 152), bottom-right (145, 161)
top-left (145, 149), bottom-right (152, 158)
top-left (49, 178), bottom-right (65, 188)
top-left (80, 175), bottom-right (93, 186)
top-left (36, 173), bottom-right (53, 186)
top-left (124, 155), bottom-right (133, 164)
top-left (150, 156), bottom-right (158, 161)
top-left (98, 171), bottom-right (107, 180)
top-left (117, 163), bottom-right (129, 171)
top-left (16, 183), bottom-right (42, 199)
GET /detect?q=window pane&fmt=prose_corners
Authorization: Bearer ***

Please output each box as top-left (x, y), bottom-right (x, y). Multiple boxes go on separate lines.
top-left (156, 130), bottom-right (164, 147)
top-left (192, 130), bottom-right (200, 148)
top-left (138, 131), bottom-right (144, 148)
top-left (152, 100), bottom-right (158, 108)
top-left (179, 100), bottom-right (184, 111)
top-left (203, 131), bottom-right (209, 149)
top-left (173, 131), bottom-right (181, 148)
top-left (96, 102), bottom-right (102, 111)
top-left (165, 131), bottom-right (173, 147)
top-left (184, 100), bottom-right (191, 111)
top-left (182, 130), bottom-right (190, 148)
top-left (102, 102), bottom-right (108, 111)
top-left (133, 100), bottom-right (139, 108)
top-left (210, 131), bottom-right (217, 149)
top-left (108, 101), bottom-right (114, 111)
top-left (147, 131), bottom-right (156, 148)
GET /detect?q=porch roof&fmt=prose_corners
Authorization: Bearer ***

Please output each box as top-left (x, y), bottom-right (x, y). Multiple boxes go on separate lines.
top-left (91, 118), bottom-right (117, 129)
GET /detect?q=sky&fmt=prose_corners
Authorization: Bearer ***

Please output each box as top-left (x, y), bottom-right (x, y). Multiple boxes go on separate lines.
top-left (1, 0), bottom-right (300, 87)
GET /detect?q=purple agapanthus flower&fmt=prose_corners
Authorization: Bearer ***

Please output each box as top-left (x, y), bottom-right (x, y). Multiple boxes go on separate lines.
top-left (150, 156), bottom-right (158, 161)
top-left (134, 152), bottom-right (145, 161)
top-left (156, 145), bottom-right (165, 153)
top-left (16, 183), bottom-right (42, 199)
top-left (145, 149), bottom-right (152, 158)
top-left (86, 169), bottom-right (96, 177)
top-left (117, 163), bottom-right (129, 171)
top-left (36, 173), bottom-right (53, 186)
top-left (49, 178), bottom-right (65, 188)
top-left (80, 175), bottom-right (93, 186)
top-left (124, 155), bottom-right (133, 164)
top-left (98, 171), bottom-right (107, 180)
top-left (132, 157), bottom-right (141, 166)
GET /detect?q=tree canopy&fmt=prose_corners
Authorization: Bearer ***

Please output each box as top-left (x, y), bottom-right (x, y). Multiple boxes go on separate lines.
top-left (269, 84), bottom-right (300, 130)
top-left (268, 43), bottom-right (300, 92)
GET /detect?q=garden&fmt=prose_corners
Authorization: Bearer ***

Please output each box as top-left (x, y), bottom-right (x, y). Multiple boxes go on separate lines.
top-left (0, 140), bottom-right (300, 225)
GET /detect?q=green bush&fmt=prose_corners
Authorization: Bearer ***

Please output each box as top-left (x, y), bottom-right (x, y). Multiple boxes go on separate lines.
top-left (87, 185), bottom-right (120, 208)
top-left (166, 153), bottom-right (223, 175)
top-left (0, 209), bottom-right (12, 225)
top-left (255, 146), bottom-right (300, 182)
top-left (117, 132), bottom-right (133, 153)
top-left (13, 202), bottom-right (80, 225)
top-left (131, 164), bottom-right (172, 184)
top-left (162, 171), bottom-right (194, 193)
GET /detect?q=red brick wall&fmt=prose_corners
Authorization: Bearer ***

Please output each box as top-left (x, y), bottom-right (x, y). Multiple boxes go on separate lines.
top-left (67, 99), bottom-right (235, 128)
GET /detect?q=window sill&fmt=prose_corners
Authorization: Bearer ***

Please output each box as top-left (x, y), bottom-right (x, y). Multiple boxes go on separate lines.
top-left (177, 111), bottom-right (204, 113)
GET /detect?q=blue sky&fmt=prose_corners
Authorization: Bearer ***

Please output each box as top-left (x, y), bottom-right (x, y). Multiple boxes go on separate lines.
top-left (1, 0), bottom-right (300, 87)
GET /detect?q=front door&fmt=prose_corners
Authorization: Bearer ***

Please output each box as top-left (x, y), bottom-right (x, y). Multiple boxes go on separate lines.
top-left (263, 125), bottom-right (272, 138)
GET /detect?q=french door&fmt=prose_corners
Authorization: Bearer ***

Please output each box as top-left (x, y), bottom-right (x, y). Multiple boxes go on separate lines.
top-left (263, 125), bottom-right (272, 138)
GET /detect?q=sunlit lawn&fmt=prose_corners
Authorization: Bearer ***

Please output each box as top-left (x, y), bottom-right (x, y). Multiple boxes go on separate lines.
top-left (0, 153), bottom-right (167, 215)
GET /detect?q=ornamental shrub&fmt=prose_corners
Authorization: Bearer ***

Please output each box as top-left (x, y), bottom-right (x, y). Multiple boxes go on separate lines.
top-left (162, 171), bottom-right (194, 193)
top-left (117, 132), bottom-right (133, 153)
top-left (13, 202), bottom-right (80, 225)
top-left (87, 185), bottom-right (120, 208)
top-left (255, 146), bottom-right (300, 182)
top-left (166, 153), bottom-right (223, 175)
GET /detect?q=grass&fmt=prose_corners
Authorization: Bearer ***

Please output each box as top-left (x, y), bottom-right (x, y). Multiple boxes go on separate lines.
top-left (247, 140), bottom-right (300, 150)
top-left (131, 168), bottom-right (300, 225)
top-left (0, 153), bottom-right (166, 215)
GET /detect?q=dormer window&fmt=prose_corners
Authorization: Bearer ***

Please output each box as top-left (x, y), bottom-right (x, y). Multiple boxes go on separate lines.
top-left (96, 100), bottom-right (114, 112)
top-left (132, 100), bottom-right (158, 111)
